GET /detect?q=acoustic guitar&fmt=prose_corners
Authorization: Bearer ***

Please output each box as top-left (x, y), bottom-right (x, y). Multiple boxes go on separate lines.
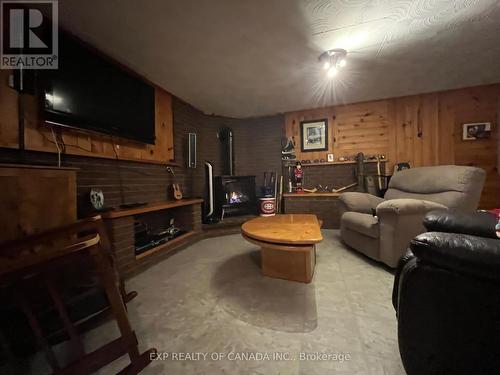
top-left (166, 166), bottom-right (183, 200)
top-left (172, 183), bottom-right (183, 200)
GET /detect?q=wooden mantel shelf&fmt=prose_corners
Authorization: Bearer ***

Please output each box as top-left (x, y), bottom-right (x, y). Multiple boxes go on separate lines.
top-left (101, 199), bottom-right (203, 219)
top-left (0, 163), bottom-right (79, 171)
top-left (298, 160), bottom-right (388, 167)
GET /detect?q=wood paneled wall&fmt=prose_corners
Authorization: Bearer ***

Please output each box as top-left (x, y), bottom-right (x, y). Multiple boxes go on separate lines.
top-left (442, 85), bottom-right (500, 209)
top-left (335, 100), bottom-right (395, 162)
top-left (0, 70), bottom-right (174, 164)
top-left (285, 84), bottom-right (500, 208)
top-left (0, 70), bottom-right (19, 148)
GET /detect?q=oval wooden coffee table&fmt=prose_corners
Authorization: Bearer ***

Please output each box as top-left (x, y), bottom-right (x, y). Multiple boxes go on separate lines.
top-left (241, 214), bottom-right (323, 283)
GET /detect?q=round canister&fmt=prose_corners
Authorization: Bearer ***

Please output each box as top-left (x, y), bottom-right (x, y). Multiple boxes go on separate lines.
top-left (259, 197), bottom-right (276, 217)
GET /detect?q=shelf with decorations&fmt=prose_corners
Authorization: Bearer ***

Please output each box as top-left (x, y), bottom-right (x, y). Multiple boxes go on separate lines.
top-left (281, 159), bottom-right (388, 168)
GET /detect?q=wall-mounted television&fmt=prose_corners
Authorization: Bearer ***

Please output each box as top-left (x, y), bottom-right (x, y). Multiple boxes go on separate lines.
top-left (42, 32), bottom-right (156, 144)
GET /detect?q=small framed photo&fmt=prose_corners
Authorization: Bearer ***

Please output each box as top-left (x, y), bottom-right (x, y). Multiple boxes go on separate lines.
top-left (327, 153), bottom-right (334, 162)
top-left (300, 119), bottom-right (328, 152)
top-left (463, 122), bottom-right (491, 141)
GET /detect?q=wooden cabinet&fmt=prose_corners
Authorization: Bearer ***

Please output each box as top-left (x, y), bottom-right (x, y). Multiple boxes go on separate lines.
top-left (0, 164), bottom-right (77, 243)
top-left (283, 193), bottom-right (341, 229)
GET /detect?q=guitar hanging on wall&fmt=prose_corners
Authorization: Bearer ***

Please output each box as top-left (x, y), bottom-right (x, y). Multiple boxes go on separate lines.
top-left (172, 183), bottom-right (183, 200)
top-left (166, 166), bottom-right (183, 200)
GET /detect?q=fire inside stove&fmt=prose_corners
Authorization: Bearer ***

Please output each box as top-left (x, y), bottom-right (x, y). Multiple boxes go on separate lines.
top-left (228, 191), bottom-right (248, 204)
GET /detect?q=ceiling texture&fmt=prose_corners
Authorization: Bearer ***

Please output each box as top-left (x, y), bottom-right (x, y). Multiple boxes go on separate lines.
top-left (59, 0), bottom-right (500, 118)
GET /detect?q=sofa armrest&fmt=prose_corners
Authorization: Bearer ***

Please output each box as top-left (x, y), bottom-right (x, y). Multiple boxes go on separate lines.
top-left (338, 192), bottom-right (384, 214)
top-left (411, 232), bottom-right (500, 282)
top-left (376, 199), bottom-right (447, 217)
top-left (392, 249), bottom-right (416, 311)
top-left (423, 209), bottom-right (498, 238)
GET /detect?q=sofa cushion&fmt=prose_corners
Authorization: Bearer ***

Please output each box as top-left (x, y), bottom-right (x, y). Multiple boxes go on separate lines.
top-left (342, 212), bottom-right (379, 239)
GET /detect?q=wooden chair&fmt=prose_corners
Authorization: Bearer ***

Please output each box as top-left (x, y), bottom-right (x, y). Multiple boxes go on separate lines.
top-left (0, 216), bottom-right (155, 374)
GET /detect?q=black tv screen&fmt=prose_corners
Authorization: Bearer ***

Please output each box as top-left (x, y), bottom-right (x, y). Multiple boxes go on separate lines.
top-left (43, 33), bottom-right (155, 144)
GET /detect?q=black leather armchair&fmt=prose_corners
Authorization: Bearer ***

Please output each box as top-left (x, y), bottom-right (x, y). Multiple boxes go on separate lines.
top-left (393, 210), bottom-right (500, 375)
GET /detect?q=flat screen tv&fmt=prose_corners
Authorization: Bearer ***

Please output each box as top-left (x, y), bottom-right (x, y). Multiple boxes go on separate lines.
top-left (42, 32), bottom-right (155, 144)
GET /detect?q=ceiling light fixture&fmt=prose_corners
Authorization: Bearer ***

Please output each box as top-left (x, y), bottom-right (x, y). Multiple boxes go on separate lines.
top-left (327, 67), bottom-right (337, 77)
top-left (319, 49), bottom-right (347, 78)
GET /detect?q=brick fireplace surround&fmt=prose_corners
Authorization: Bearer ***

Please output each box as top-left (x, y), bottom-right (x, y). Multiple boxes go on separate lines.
top-left (102, 201), bottom-right (203, 278)
top-left (0, 97), bottom-right (384, 278)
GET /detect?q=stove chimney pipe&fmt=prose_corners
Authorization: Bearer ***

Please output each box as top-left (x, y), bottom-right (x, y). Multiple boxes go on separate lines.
top-left (218, 127), bottom-right (234, 176)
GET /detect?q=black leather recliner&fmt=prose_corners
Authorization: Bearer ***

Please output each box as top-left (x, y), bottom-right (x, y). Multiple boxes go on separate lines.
top-left (393, 209), bottom-right (500, 375)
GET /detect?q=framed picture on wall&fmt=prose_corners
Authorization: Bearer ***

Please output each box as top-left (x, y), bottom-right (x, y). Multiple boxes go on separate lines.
top-left (300, 119), bottom-right (328, 152)
top-left (462, 122), bottom-right (491, 140)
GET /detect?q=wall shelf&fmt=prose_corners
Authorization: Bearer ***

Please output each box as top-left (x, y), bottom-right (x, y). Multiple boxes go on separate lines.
top-left (283, 160), bottom-right (388, 167)
top-left (101, 198), bottom-right (203, 219)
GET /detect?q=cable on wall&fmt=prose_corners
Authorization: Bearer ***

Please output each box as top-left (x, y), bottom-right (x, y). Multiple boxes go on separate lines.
top-left (18, 92), bottom-right (25, 151)
top-left (111, 137), bottom-right (125, 205)
top-left (50, 127), bottom-right (62, 167)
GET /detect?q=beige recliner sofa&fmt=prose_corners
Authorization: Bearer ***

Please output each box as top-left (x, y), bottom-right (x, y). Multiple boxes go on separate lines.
top-left (339, 165), bottom-right (485, 267)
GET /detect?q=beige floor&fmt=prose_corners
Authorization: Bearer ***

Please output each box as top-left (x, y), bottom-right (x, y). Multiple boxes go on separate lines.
top-left (85, 230), bottom-right (406, 374)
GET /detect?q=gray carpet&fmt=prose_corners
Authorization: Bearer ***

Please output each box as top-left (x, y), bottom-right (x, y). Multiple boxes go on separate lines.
top-left (86, 230), bottom-right (405, 374)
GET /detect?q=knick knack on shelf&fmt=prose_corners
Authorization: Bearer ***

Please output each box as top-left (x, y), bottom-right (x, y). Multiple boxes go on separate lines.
top-left (294, 161), bottom-right (304, 193)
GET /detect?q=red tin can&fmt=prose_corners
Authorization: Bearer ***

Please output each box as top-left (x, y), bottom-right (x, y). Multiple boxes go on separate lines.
top-left (259, 197), bottom-right (276, 217)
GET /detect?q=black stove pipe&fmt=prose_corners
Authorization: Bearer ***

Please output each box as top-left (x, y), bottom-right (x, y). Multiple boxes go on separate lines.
top-left (218, 127), bottom-right (234, 175)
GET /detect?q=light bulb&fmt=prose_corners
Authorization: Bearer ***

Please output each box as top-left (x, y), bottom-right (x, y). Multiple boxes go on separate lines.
top-left (323, 61), bottom-right (330, 70)
top-left (327, 67), bottom-right (338, 78)
top-left (338, 59), bottom-right (346, 68)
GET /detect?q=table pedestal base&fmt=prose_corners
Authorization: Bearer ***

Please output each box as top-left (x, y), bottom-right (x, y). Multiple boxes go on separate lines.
top-left (261, 245), bottom-right (316, 283)
top-left (242, 233), bottom-right (316, 283)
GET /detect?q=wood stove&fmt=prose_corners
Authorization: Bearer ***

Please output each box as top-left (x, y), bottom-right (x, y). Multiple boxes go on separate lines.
top-left (214, 176), bottom-right (256, 218)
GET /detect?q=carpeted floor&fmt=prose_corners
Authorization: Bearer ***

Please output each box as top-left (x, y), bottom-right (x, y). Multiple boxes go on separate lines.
top-left (85, 230), bottom-right (405, 374)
